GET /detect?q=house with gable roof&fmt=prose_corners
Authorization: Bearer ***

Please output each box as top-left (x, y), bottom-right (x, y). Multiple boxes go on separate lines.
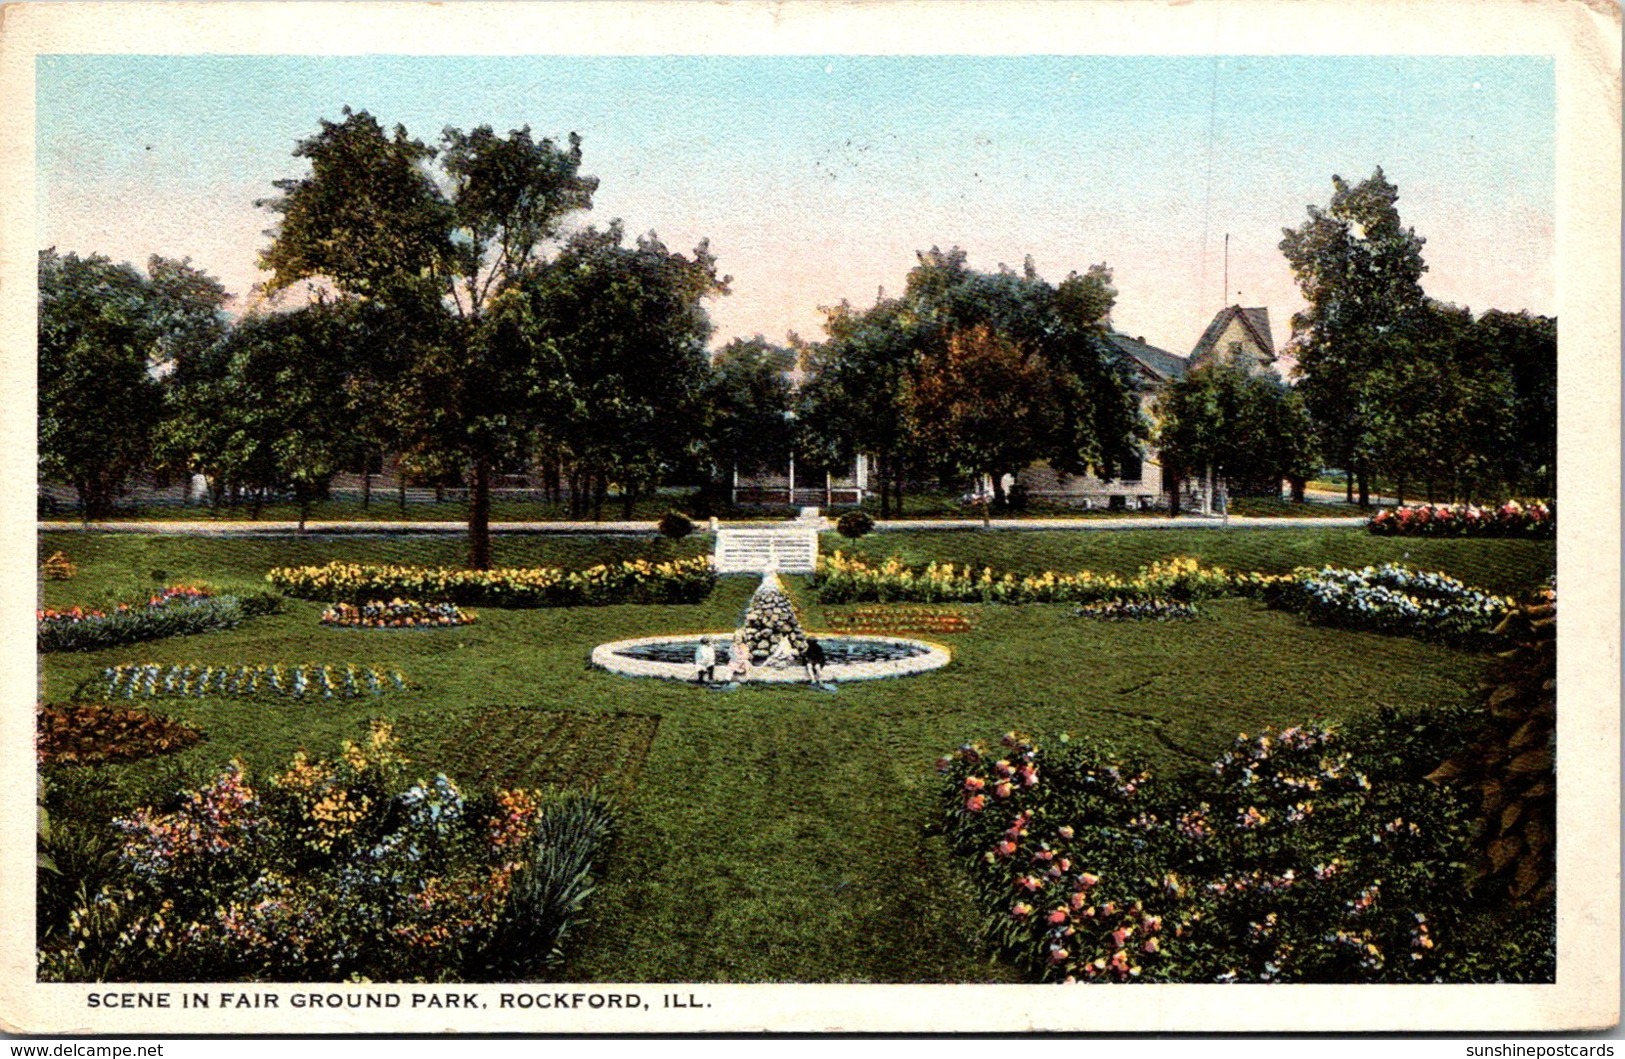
top-left (1012, 305), bottom-right (1284, 509)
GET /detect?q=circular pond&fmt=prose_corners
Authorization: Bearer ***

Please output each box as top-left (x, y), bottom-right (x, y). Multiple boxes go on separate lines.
top-left (591, 634), bottom-right (950, 683)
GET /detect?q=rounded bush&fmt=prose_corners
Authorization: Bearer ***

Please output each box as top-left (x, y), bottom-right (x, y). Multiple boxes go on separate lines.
top-left (658, 510), bottom-right (694, 540)
top-left (836, 511), bottom-right (875, 539)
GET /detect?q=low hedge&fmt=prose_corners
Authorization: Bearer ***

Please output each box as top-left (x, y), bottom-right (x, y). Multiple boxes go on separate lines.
top-left (268, 556), bottom-right (716, 608)
top-left (38, 585), bottom-right (287, 654)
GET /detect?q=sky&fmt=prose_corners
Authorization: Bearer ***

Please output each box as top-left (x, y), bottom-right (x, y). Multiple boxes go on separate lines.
top-left (36, 54), bottom-right (1554, 358)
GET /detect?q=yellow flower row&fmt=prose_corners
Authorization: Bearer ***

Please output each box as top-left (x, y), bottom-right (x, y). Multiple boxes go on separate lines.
top-left (268, 556), bottom-right (717, 608)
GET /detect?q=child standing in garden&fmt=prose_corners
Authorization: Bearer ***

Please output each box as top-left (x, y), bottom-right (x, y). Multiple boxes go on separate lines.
top-left (802, 636), bottom-right (826, 683)
top-left (694, 636), bottom-right (716, 684)
top-left (728, 632), bottom-right (752, 683)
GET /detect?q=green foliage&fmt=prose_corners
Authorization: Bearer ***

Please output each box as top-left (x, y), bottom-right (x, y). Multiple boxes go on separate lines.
top-left (799, 247), bottom-right (1140, 513)
top-left (939, 719), bottom-right (1549, 983)
top-left (38, 725), bottom-right (616, 982)
top-left (657, 510), bottom-right (695, 540)
top-left (1155, 362), bottom-right (1316, 491)
top-left (267, 556), bottom-right (717, 607)
top-left (39, 250), bottom-right (227, 517)
top-left (39, 588), bottom-right (252, 654)
top-left (481, 793), bottom-right (617, 977)
top-left (835, 510), bottom-right (875, 539)
top-left (520, 223), bottom-right (728, 520)
top-left (702, 337), bottom-right (797, 479)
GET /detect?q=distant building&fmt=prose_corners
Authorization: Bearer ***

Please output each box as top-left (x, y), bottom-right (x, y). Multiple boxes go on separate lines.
top-left (1016, 306), bottom-right (1283, 510)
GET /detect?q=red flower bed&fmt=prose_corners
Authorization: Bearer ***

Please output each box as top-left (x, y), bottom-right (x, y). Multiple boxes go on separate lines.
top-left (1367, 500), bottom-right (1553, 539)
top-left (36, 702), bottom-right (204, 766)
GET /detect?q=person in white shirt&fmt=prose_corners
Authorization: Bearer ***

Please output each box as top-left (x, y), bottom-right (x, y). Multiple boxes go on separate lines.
top-left (694, 636), bottom-right (717, 684)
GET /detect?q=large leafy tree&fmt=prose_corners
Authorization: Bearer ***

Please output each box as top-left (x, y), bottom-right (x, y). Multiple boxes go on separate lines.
top-left (1474, 309), bottom-right (1556, 496)
top-left (701, 335), bottom-right (797, 485)
top-left (1279, 167), bottom-right (1428, 506)
top-left (902, 323), bottom-right (1053, 505)
top-left (1155, 362), bottom-right (1316, 503)
top-left (159, 302), bottom-right (373, 525)
top-left (39, 250), bottom-right (228, 518)
top-left (516, 223), bottom-right (727, 519)
top-left (258, 109), bottom-right (598, 567)
top-left (797, 295), bottom-right (917, 517)
top-left (801, 247), bottom-right (1138, 514)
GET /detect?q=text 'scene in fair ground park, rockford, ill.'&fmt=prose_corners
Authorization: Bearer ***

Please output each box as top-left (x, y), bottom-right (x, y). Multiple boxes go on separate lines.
top-left (2, 0), bottom-right (1620, 1037)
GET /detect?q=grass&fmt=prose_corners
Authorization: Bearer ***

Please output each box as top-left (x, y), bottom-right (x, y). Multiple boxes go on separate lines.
top-left (35, 527), bottom-right (1553, 982)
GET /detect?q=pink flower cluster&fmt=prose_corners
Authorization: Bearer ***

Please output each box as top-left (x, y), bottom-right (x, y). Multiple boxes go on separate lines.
top-left (1367, 499), bottom-right (1554, 539)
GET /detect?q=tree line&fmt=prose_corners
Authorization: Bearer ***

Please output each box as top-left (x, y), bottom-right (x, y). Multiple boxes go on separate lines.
top-left (41, 109), bottom-right (1555, 567)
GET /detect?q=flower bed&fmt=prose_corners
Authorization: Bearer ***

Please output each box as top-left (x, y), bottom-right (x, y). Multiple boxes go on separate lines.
top-left (1073, 598), bottom-right (1200, 622)
top-left (99, 662), bottom-right (409, 700)
top-left (1265, 564), bottom-right (1513, 646)
top-left (39, 585), bottom-right (284, 654)
top-left (814, 552), bottom-right (1235, 605)
top-left (938, 719), bottom-right (1547, 984)
top-left (36, 702), bottom-right (204, 766)
top-left (268, 556), bottom-right (716, 608)
top-left (1367, 500), bottom-right (1554, 539)
top-left (826, 606), bottom-right (973, 635)
top-left (320, 599), bottom-right (476, 629)
top-left (38, 723), bottom-right (616, 982)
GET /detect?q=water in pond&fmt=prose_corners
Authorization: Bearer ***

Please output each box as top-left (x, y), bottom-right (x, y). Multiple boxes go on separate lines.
top-left (614, 638), bottom-right (928, 666)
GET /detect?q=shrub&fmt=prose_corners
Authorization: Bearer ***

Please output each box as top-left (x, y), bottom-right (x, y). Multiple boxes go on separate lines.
top-left (657, 510), bottom-right (694, 540)
top-left (1367, 500), bottom-right (1554, 539)
top-left (38, 585), bottom-right (279, 654)
top-left (97, 662), bottom-right (409, 701)
top-left (320, 599), bottom-right (476, 629)
top-left (42, 551), bottom-right (77, 580)
top-left (38, 723), bottom-right (617, 983)
top-left (480, 793), bottom-right (617, 976)
top-left (937, 719), bottom-right (1545, 984)
top-left (37, 702), bottom-right (204, 766)
top-left (1266, 564), bottom-right (1512, 646)
top-left (267, 556), bottom-right (717, 608)
top-left (836, 511), bottom-right (875, 539)
top-left (236, 590), bottom-right (286, 618)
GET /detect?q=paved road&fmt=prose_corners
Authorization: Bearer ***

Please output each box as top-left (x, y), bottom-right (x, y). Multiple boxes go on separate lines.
top-left (40, 514), bottom-right (1367, 537)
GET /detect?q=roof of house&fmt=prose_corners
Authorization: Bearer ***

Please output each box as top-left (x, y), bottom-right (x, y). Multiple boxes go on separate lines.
top-left (1104, 331), bottom-right (1189, 383)
top-left (1190, 305), bottom-right (1277, 366)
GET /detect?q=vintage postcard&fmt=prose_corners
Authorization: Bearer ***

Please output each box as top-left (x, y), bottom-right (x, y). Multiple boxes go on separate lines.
top-left (1, 0), bottom-right (1619, 1036)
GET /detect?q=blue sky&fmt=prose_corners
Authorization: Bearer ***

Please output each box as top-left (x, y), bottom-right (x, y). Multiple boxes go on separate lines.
top-left (37, 54), bottom-right (1554, 355)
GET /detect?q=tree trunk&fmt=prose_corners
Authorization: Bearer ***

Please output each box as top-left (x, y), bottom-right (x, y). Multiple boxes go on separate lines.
top-left (398, 475), bottom-right (407, 512)
top-left (1356, 463), bottom-right (1370, 508)
top-left (1289, 475), bottom-right (1305, 504)
top-left (894, 457), bottom-right (906, 515)
top-left (468, 457), bottom-right (493, 571)
top-left (592, 474), bottom-right (607, 522)
top-left (1168, 473), bottom-right (1182, 517)
top-left (622, 480), bottom-right (637, 520)
top-left (361, 467), bottom-right (371, 511)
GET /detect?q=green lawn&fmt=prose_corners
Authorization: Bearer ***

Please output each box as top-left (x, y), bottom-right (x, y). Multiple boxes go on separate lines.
top-left (36, 528), bottom-right (1553, 982)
